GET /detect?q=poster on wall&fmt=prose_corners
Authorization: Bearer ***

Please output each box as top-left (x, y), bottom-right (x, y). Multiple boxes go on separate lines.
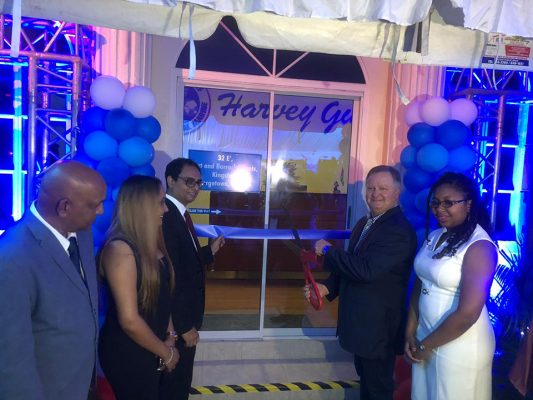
top-left (189, 149), bottom-right (261, 193)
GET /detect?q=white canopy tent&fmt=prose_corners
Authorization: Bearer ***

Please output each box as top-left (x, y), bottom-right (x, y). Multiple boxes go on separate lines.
top-left (1, 0), bottom-right (532, 69)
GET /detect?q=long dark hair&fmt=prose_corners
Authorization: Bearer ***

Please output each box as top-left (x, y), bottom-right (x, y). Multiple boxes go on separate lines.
top-left (102, 175), bottom-right (174, 314)
top-left (425, 172), bottom-right (492, 259)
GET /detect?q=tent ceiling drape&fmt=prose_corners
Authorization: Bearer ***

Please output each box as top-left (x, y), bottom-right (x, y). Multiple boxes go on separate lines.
top-left (1, 0), bottom-right (532, 69)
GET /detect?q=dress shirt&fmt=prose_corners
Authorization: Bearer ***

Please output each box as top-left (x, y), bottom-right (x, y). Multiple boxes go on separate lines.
top-left (30, 202), bottom-right (76, 255)
top-left (166, 193), bottom-right (198, 251)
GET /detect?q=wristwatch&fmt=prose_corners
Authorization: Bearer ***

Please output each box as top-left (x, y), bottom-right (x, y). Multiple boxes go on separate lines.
top-left (417, 342), bottom-right (426, 352)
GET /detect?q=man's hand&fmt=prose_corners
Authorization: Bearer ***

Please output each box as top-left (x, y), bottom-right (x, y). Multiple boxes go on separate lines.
top-left (164, 336), bottom-right (176, 349)
top-left (303, 282), bottom-right (329, 302)
top-left (182, 327), bottom-right (200, 348)
top-left (314, 239), bottom-right (332, 256)
top-left (210, 236), bottom-right (225, 255)
top-left (403, 336), bottom-right (421, 364)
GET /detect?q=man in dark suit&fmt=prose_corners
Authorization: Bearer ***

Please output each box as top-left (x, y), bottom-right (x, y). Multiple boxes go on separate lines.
top-left (0, 160), bottom-right (107, 400)
top-left (160, 158), bottom-right (224, 400)
top-left (311, 165), bottom-right (417, 400)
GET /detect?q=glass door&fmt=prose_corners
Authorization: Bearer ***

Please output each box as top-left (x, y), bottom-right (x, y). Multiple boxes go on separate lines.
top-left (183, 86), bottom-right (269, 332)
top-left (264, 94), bottom-right (352, 333)
top-left (181, 85), bottom-right (356, 336)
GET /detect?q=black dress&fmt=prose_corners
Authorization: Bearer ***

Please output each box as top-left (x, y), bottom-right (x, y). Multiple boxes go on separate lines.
top-left (99, 239), bottom-right (172, 400)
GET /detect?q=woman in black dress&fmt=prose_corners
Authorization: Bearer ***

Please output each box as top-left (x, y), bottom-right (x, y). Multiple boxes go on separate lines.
top-left (99, 175), bottom-right (178, 400)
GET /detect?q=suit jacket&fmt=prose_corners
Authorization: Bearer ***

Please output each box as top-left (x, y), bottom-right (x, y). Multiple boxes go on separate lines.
top-left (323, 206), bottom-right (417, 360)
top-left (162, 198), bottom-right (213, 335)
top-left (0, 212), bottom-right (98, 400)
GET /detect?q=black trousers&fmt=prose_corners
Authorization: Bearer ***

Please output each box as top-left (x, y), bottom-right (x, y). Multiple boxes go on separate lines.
top-left (159, 338), bottom-right (196, 400)
top-left (353, 354), bottom-right (395, 400)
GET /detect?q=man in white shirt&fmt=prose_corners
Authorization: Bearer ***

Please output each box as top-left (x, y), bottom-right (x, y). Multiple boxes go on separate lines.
top-left (0, 160), bottom-right (106, 400)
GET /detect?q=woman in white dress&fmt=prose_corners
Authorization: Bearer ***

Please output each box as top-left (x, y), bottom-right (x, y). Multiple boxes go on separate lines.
top-left (404, 172), bottom-right (498, 399)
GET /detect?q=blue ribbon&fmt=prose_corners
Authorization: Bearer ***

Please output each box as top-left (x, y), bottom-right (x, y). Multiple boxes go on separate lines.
top-left (195, 224), bottom-right (351, 240)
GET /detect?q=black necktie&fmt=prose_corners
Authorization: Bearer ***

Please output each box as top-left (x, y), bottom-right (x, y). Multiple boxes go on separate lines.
top-left (68, 237), bottom-right (86, 282)
top-left (184, 211), bottom-right (201, 252)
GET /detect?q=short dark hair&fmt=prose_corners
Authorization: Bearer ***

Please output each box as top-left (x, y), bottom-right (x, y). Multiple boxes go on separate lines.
top-left (366, 165), bottom-right (401, 186)
top-left (165, 158), bottom-right (201, 184)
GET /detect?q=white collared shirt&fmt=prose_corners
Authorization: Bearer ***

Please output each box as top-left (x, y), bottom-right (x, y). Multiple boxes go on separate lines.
top-left (166, 193), bottom-right (187, 219)
top-left (30, 202), bottom-right (76, 255)
top-left (166, 193), bottom-right (198, 251)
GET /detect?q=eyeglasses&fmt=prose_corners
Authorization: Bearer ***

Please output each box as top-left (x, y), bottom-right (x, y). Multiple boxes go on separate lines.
top-left (177, 176), bottom-right (204, 188)
top-left (429, 199), bottom-right (468, 209)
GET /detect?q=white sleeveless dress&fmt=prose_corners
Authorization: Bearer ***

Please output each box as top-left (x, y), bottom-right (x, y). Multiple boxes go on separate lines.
top-left (411, 224), bottom-right (495, 400)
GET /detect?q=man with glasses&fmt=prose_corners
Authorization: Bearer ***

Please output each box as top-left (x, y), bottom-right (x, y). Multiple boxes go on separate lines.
top-left (160, 158), bottom-right (224, 400)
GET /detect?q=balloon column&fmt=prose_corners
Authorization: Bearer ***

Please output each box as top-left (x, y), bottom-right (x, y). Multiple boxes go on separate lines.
top-left (76, 75), bottom-right (161, 247)
top-left (400, 96), bottom-right (478, 245)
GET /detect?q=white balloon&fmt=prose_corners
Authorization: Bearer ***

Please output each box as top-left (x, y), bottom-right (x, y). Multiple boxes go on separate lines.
top-left (450, 98), bottom-right (478, 126)
top-left (90, 76), bottom-right (126, 110)
top-left (404, 100), bottom-right (423, 126)
top-left (420, 97), bottom-right (451, 127)
top-left (122, 86), bottom-right (156, 118)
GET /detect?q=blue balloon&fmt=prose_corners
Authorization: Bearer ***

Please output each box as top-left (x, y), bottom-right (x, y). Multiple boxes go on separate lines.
top-left (92, 226), bottom-right (106, 248)
top-left (112, 186), bottom-right (120, 201)
top-left (93, 199), bottom-right (115, 233)
top-left (97, 157), bottom-right (131, 187)
top-left (416, 228), bottom-right (428, 249)
top-left (73, 150), bottom-right (97, 169)
top-left (80, 106), bottom-right (108, 134)
top-left (135, 116), bottom-right (161, 143)
top-left (118, 137), bottom-right (154, 167)
top-left (436, 120), bottom-right (471, 150)
top-left (415, 187), bottom-right (431, 214)
top-left (403, 167), bottom-right (433, 192)
top-left (400, 146), bottom-right (417, 169)
top-left (407, 123), bottom-right (436, 148)
top-left (400, 190), bottom-right (416, 212)
top-left (417, 143), bottom-right (449, 173)
top-left (105, 108), bottom-right (136, 141)
top-left (83, 130), bottom-right (118, 161)
top-left (131, 164), bottom-right (156, 177)
top-left (405, 211), bottom-right (426, 229)
top-left (447, 145), bottom-right (477, 172)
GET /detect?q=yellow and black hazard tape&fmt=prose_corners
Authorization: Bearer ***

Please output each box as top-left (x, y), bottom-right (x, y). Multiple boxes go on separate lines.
top-left (190, 380), bottom-right (359, 395)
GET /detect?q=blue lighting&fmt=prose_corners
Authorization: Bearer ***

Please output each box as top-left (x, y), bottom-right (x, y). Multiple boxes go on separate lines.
top-left (12, 65), bottom-right (24, 220)
top-left (510, 103), bottom-right (528, 237)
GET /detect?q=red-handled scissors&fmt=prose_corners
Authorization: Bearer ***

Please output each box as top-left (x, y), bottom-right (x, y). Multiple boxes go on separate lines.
top-left (289, 226), bottom-right (324, 311)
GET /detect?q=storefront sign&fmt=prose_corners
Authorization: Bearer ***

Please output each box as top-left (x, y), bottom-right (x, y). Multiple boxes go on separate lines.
top-left (184, 87), bottom-right (352, 134)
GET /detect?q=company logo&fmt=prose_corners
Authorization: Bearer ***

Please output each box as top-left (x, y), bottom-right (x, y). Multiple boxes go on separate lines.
top-left (183, 87), bottom-right (211, 134)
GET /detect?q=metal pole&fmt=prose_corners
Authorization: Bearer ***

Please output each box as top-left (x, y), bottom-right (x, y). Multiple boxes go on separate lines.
top-left (71, 60), bottom-right (82, 157)
top-left (26, 56), bottom-right (38, 205)
top-left (490, 95), bottom-right (506, 230)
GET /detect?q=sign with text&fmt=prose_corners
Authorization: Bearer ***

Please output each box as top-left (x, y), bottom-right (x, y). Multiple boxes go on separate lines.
top-left (183, 87), bottom-right (353, 134)
top-left (482, 34), bottom-right (533, 70)
top-left (190, 149), bottom-right (261, 193)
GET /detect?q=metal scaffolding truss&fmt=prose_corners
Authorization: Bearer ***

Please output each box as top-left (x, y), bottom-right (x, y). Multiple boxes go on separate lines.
top-left (445, 68), bottom-right (532, 237)
top-left (0, 15), bottom-right (94, 204)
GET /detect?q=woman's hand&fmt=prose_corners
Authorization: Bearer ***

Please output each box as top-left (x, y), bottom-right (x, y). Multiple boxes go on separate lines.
top-left (163, 346), bottom-right (179, 372)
